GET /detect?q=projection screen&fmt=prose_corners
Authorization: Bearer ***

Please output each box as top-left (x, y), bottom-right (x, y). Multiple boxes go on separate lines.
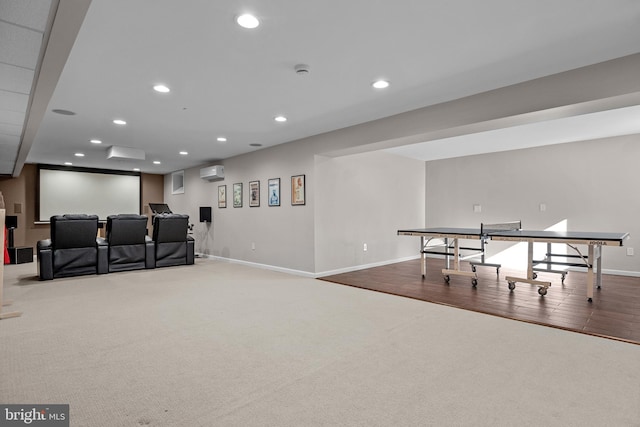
top-left (38, 166), bottom-right (141, 221)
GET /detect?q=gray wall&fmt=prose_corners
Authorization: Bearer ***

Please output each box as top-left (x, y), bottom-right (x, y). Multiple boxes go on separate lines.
top-left (164, 141), bottom-right (316, 274)
top-left (425, 135), bottom-right (639, 275)
top-left (315, 151), bottom-right (425, 274)
top-left (164, 144), bottom-right (424, 276)
top-left (163, 54), bottom-right (640, 276)
top-left (165, 133), bottom-right (639, 277)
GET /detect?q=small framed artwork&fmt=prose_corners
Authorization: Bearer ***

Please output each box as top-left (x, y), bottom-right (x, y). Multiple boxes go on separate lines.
top-left (249, 180), bottom-right (260, 207)
top-left (268, 178), bottom-right (280, 206)
top-left (291, 174), bottom-right (305, 206)
top-left (218, 185), bottom-right (226, 208)
top-left (233, 183), bottom-right (243, 208)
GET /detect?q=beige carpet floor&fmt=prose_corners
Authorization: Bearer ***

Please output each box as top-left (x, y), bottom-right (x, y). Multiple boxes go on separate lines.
top-left (1, 259), bottom-right (639, 426)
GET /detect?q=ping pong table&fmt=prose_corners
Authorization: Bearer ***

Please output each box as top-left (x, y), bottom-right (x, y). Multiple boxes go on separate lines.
top-left (397, 223), bottom-right (629, 302)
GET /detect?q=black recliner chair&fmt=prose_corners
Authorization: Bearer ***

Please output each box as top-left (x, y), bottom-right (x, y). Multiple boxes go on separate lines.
top-left (152, 213), bottom-right (195, 267)
top-left (37, 214), bottom-right (108, 280)
top-left (105, 214), bottom-right (155, 272)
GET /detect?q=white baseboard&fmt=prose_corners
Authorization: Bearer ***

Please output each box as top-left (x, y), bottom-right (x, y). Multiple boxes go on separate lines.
top-left (315, 255), bottom-right (421, 278)
top-left (196, 253), bottom-right (421, 278)
top-left (195, 254), bottom-right (640, 279)
top-left (197, 254), bottom-right (317, 278)
top-left (567, 267), bottom-right (640, 277)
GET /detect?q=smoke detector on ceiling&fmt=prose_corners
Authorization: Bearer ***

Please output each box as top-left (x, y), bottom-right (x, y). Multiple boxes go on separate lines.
top-left (294, 64), bottom-right (310, 75)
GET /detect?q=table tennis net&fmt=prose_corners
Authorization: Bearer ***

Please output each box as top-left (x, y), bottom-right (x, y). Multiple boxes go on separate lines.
top-left (480, 221), bottom-right (522, 235)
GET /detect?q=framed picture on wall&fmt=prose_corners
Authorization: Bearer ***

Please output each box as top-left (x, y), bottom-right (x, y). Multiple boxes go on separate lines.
top-left (291, 174), bottom-right (305, 206)
top-left (249, 180), bottom-right (260, 207)
top-left (218, 185), bottom-right (226, 208)
top-left (268, 178), bottom-right (280, 206)
top-left (233, 183), bottom-right (243, 208)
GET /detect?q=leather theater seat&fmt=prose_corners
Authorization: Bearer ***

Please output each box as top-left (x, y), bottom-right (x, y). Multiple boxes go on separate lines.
top-left (152, 213), bottom-right (195, 267)
top-left (37, 214), bottom-right (108, 280)
top-left (106, 214), bottom-right (155, 272)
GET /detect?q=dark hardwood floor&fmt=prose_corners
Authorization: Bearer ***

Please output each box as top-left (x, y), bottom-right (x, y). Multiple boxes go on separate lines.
top-left (319, 258), bottom-right (640, 345)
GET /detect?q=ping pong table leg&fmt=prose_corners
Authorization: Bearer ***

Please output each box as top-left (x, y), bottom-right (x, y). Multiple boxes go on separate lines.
top-left (586, 245), bottom-right (595, 302)
top-left (445, 237), bottom-right (451, 270)
top-left (595, 244), bottom-right (603, 290)
top-left (420, 236), bottom-right (426, 277)
top-left (527, 241), bottom-right (534, 279)
top-left (453, 238), bottom-right (459, 272)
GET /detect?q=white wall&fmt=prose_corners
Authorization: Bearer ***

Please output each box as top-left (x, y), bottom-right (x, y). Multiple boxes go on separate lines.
top-left (163, 55), bottom-right (640, 276)
top-left (314, 151), bottom-right (425, 274)
top-left (425, 135), bottom-right (640, 274)
top-left (165, 133), bottom-right (640, 277)
top-left (164, 144), bottom-right (425, 275)
top-left (164, 141), bottom-right (316, 274)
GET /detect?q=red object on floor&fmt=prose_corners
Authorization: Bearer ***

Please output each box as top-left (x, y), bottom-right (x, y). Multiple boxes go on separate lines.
top-left (3, 226), bottom-right (9, 264)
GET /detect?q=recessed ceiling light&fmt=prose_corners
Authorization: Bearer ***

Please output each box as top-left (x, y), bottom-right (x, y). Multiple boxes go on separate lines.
top-left (274, 115), bottom-right (287, 122)
top-left (133, 168), bottom-right (140, 171)
top-left (179, 151), bottom-right (188, 155)
top-left (153, 161), bottom-right (161, 165)
top-left (90, 139), bottom-right (102, 144)
top-left (64, 162), bottom-right (73, 166)
top-left (153, 84), bottom-right (170, 93)
top-left (217, 137), bottom-right (227, 142)
top-left (113, 119), bottom-right (127, 125)
top-left (236, 13), bottom-right (259, 29)
top-left (74, 153), bottom-right (85, 157)
top-left (372, 79), bottom-right (390, 89)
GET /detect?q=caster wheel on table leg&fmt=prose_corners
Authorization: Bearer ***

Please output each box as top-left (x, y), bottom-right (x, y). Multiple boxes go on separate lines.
top-left (471, 278), bottom-right (478, 287)
top-left (538, 287), bottom-right (547, 296)
top-left (508, 281), bottom-right (516, 291)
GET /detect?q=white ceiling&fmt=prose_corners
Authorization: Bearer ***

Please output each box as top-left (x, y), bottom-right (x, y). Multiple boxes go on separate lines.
top-left (0, 0), bottom-right (53, 174)
top-left (2, 0), bottom-right (640, 175)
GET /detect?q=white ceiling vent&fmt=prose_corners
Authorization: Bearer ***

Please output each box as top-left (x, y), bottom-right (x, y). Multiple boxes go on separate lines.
top-left (107, 146), bottom-right (145, 160)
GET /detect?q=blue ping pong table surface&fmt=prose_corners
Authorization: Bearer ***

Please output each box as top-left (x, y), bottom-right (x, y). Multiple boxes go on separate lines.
top-left (397, 228), bottom-right (629, 244)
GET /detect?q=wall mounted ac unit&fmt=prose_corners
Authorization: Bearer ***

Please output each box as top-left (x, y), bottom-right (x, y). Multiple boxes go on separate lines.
top-left (200, 165), bottom-right (224, 181)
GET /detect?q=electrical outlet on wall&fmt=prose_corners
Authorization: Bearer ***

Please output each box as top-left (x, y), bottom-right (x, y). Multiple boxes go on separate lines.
top-left (627, 247), bottom-right (634, 256)
top-left (473, 204), bottom-right (481, 213)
